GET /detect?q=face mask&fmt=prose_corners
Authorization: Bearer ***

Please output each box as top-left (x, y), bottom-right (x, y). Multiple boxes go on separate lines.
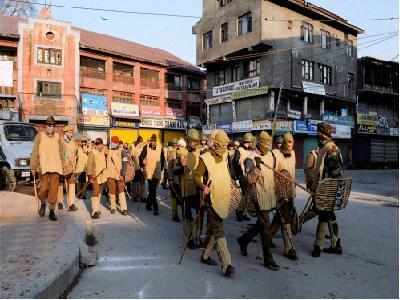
top-left (46, 126), bottom-right (55, 135)
top-left (213, 144), bottom-right (227, 157)
top-left (110, 142), bottom-right (118, 149)
top-left (259, 143), bottom-right (271, 155)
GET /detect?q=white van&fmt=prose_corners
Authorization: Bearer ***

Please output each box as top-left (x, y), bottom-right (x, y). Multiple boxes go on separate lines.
top-left (0, 120), bottom-right (37, 191)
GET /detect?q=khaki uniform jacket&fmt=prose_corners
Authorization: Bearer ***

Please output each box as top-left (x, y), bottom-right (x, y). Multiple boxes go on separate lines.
top-left (30, 132), bottom-right (63, 175)
top-left (194, 152), bottom-right (231, 219)
top-left (254, 151), bottom-right (278, 211)
top-left (310, 140), bottom-right (338, 191)
top-left (87, 148), bottom-right (108, 184)
top-left (140, 144), bottom-right (164, 180)
top-left (107, 148), bottom-right (123, 180)
top-left (62, 139), bottom-right (78, 176)
top-left (276, 150), bottom-right (296, 198)
top-left (181, 147), bottom-right (200, 198)
top-left (304, 149), bottom-right (318, 190)
top-left (75, 146), bottom-right (88, 174)
top-left (131, 143), bottom-right (144, 171)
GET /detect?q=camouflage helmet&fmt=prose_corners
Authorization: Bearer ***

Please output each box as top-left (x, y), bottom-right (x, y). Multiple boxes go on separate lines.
top-left (187, 128), bottom-right (201, 141)
top-left (242, 132), bottom-right (255, 143)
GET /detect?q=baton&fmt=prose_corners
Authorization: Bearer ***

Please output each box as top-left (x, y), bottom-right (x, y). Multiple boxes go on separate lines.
top-left (33, 174), bottom-right (40, 214)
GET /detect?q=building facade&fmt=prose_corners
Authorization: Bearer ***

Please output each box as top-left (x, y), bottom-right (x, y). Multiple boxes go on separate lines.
top-left (353, 57), bottom-right (399, 168)
top-left (193, 0), bottom-right (363, 166)
top-left (0, 9), bottom-right (206, 145)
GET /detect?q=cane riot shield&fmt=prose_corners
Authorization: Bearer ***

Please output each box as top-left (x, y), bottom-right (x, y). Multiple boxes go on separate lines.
top-left (314, 177), bottom-right (352, 211)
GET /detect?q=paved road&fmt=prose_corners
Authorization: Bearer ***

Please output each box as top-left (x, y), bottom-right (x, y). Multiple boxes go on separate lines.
top-left (65, 170), bottom-right (398, 299)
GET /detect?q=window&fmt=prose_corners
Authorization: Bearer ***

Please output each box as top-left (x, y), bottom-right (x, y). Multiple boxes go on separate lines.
top-left (238, 12), bottom-right (252, 36)
top-left (346, 39), bottom-right (353, 57)
top-left (166, 99), bottom-right (182, 109)
top-left (221, 22), bottom-right (229, 43)
top-left (288, 20), bottom-right (293, 30)
top-left (36, 81), bottom-right (61, 98)
top-left (113, 62), bottom-right (134, 84)
top-left (320, 30), bottom-right (331, 49)
top-left (203, 31), bottom-right (213, 49)
top-left (80, 56), bottom-right (105, 79)
top-left (219, 0), bottom-right (232, 7)
top-left (334, 34), bottom-right (341, 47)
top-left (113, 91), bottom-right (134, 104)
top-left (301, 60), bottom-right (314, 81)
top-left (347, 72), bottom-right (355, 89)
top-left (318, 64), bottom-right (332, 85)
top-left (166, 74), bottom-right (183, 90)
top-left (140, 68), bottom-right (160, 89)
top-left (37, 48), bottom-right (62, 65)
top-left (215, 69), bottom-right (226, 85)
top-left (301, 22), bottom-right (313, 43)
top-left (232, 64), bottom-right (241, 82)
top-left (140, 94), bottom-right (160, 106)
top-left (244, 59), bottom-right (260, 78)
top-left (188, 78), bottom-right (201, 90)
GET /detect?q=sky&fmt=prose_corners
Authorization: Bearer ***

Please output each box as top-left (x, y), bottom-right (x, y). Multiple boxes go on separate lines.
top-left (43, 0), bottom-right (399, 65)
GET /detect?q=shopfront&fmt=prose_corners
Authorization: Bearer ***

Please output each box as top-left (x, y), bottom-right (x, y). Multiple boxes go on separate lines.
top-left (140, 117), bottom-right (186, 145)
top-left (110, 102), bottom-right (140, 144)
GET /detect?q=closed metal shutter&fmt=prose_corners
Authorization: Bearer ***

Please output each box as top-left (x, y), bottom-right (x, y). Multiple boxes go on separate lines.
top-left (370, 138), bottom-right (385, 162)
top-left (384, 139), bottom-right (398, 163)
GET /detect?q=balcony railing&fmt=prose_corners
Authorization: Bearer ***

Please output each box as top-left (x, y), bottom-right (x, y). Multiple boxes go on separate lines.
top-left (113, 74), bottom-right (134, 85)
top-left (80, 67), bottom-right (106, 80)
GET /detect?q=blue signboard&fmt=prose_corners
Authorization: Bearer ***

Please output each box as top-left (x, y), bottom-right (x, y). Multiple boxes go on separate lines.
top-left (217, 123), bottom-right (232, 133)
top-left (294, 120), bottom-right (319, 135)
top-left (81, 93), bottom-right (108, 113)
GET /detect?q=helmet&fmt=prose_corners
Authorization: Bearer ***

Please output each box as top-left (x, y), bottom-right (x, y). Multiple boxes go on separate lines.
top-left (187, 128), bottom-right (201, 141)
top-left (242, 132), bottom-right (255, 143)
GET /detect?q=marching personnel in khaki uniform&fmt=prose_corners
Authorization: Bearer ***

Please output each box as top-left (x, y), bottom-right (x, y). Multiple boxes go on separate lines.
top-left (232, 132), bottom-right (256, 221)
top-left (130, 136), bottom-right (145, 202)
top-left (271, 132), bottom-right (298, 260)
top-left (166, 139), bottom-right (179, 221)
top-left (139, 134), bottom-right (165, 216)
top-left (171, 139), bottom-right (188, 220)
top-left (237, 131), bottom-right (280, 271)
top-left (75, 133), bottom-right (89, 199)
top-left (58, 125), bottom-right (79, 212)
top-left (107, 136), bottom-right (128, 215)
top-left (30, 116), bottom-right (63, 221)
top-left (87, 138), bottom-right (108, 219)
top-left (200, 134), bottom-right (208, 154)
top-left (311, 123), bottom-right (344, 257)
top-left (180, 129), bottom-right (202, 249)
top-left (194, 129), bottom-right (235, 278)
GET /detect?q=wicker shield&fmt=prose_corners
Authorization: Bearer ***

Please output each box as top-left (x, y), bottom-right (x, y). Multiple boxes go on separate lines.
top-left (229, 180), bottom-right (242, 214)
top-left (314, 177), bottom-right (352, 211)
top-left (274, 169), bottom-right (295, 201)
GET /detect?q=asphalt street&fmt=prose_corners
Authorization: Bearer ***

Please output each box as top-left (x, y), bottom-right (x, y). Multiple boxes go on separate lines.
top-left (65, 170), bottom-right (398, 299)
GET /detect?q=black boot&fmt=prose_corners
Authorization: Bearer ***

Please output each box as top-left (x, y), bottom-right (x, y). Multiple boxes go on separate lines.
top-left (237, 237), bottom-right (248, 256)
top-left (242, 214), bottom-right (251, 221)
top-left (38, 203), bottom-right (46, 217)
top-left (172, 215), bottom-right (180, 223)
top-left (187, 240), bottom-right (197, 250)
top-left (58, 202), bottom-right (63, 210)
top-left (49, 209), bottom-right (57, 221)
top-left (312, 245), bottom-right (321, 257)
top-left (324, 239), bottom-right (343, 255)
top-left (68, 204), bottom-right (78, 211)
top-left (285, 248), bottom-right (298, 261)
top-left (235, 210), bottom-right (243, 222)
top-left (264, 258), bottom-right (280, 271)
top-left (200, 255), bottom-right (217, 266)
top-left (224, 265), bottom-right (235, 278)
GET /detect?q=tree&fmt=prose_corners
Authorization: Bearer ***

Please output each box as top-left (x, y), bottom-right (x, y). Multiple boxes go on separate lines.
top-left (0, 0), bottom-right (36, 17)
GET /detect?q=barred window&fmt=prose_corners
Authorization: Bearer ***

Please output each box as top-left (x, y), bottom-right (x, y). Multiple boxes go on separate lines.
top-left (318, 64), bottom-right (332, 85)
top-left (37, 48), bottom-right (62, 65)
top-left (302, 60), bottom-right (314, 81)
top-left (244, 58), bottom-right (260, 78)
top-left (36, 81), bottom-right (61, 98)
top-left (140, 68), bottom-right (160, 89)
top-left (221, 22), bottom-right (229, 43)
top-left (203, 31), bottom-right (213, 49)
top-left (140, 94), bottom-right (160, 106)
top-left (238, 12), bottom-right (252, 36)
top-left (301, 22), bottom-right (313, 43)
top-left (113, 91), bottom-right (134, 103)
top-left (321, 30), bottom-right (331, 49)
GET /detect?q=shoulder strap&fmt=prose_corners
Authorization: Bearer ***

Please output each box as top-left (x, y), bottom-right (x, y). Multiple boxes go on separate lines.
top-left (271, 150), bottom-right (276, 169)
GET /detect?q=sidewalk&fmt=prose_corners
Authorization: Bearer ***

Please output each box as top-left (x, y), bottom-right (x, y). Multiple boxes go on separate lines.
top-left (0, 191), bottom-right (89, 298)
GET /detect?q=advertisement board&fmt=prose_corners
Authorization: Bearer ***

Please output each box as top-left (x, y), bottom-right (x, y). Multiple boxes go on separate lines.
top-left (141, 105), bottom-right (161, 116)
top-left (81, 93), bottom-right (110, 127)
top-left (111, 102), bottom-right (139, 119)
top-left (212, 77), bottom-right (260, 97)
top-left (0, 61), bottom-right (13, 87)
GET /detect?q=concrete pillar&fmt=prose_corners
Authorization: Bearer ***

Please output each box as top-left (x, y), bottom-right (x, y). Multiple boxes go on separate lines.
top-left (206, 104), bottom-right (210, 125)
top-left (232, 101), bottom-right (236, 122)
top-left (320, 99), bottom-right (325, 118)
top-left (269, 90), bottom-right (275, 112)
top-left (304, 96), bottom-right (308, 117)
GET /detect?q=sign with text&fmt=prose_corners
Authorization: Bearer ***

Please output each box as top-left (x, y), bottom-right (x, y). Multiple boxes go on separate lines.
top-left (303, 81), bottom-right (325, 95)
top-left (205, 95), bottom-right (232, 106)
top-left (81, 93), bottom-right (109, 127)
top-left (141, 118), bottom-right (186, 130)
top-left (232, 120), bottom-right (253, 132)
top-left (141, 105), bottom-right (161, 116)
top-left (0, 61), bottom-right (13, 87)
top-left (232, 86), bottom-right (268, 100)
top-left (165, 107), bottom-right (184, 118)
top-left (212, 77), bottom-right (260, 97)
top-left (252, 120), bottom-right (272, 131)
top-left (111, 102), bottom-right (139, 119)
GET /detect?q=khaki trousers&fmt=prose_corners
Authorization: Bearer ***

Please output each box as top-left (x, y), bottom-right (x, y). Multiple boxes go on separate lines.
top-left (38, 173), bottom-right (60, 209)
top-left (107, 178), bottom-right (127, 211)
top-left (57, 174), bottom-right (76, 208)
top-left (91, 179), bottom-right (104, 216)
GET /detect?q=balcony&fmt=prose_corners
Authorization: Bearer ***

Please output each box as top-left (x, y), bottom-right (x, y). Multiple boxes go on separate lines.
top-left (0, 80), bottom-right (17, 97)
top-left (80, 67), bottom-right (106, 80)
top-left (113, 74), bottom-right (134, 85)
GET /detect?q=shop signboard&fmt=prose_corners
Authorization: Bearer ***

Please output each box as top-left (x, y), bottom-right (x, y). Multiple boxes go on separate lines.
top-left (322, 113), bottom-right (354, 127)
top-left (357, 113), bottom-right (377, 134)
top-left (232, 120), bottom-right (253, 132)
top-left (217, 123), bottom-right (232, 133)
top-left (81, 93), bottom-right (110, 127)
top-left (165, 107), bottom-right (184, 118)
top-left (140, 118), bottom-right (186, 130)
top-left (0, 61), bottom-right (13, 87)
top-left (232, 86), bottom-right (269, 100)
top-left (294, 120), bottom-right (320, 135)
top-left (212, 77), bottom-right (260, 97)
top-left (111, 102), bottom-right (139, 119)
top-left (302, 81), bottom-right (325, 95)
top-left (275, 120), bottom-right (293, 132)
top-left (112, 119), bottom-right (139, 129)
top-left (205, 95), bottom-right (232, 106)
top-left (141, 105), bottom-right (161, 116)
top-left (390, 128), bottom-right (399, 136)
top-left (252, 120), bottom-right (272, 131)
top-left (332, 124), bottom-right (351, 139)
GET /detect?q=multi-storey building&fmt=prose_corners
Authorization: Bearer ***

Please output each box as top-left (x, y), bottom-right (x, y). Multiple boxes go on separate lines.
top-left (193, 0), bottom-right (363, 166)
top-left (353, 57), bottom-right (399, 168)
top-left (0, 8), bottom-right (206, 144)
